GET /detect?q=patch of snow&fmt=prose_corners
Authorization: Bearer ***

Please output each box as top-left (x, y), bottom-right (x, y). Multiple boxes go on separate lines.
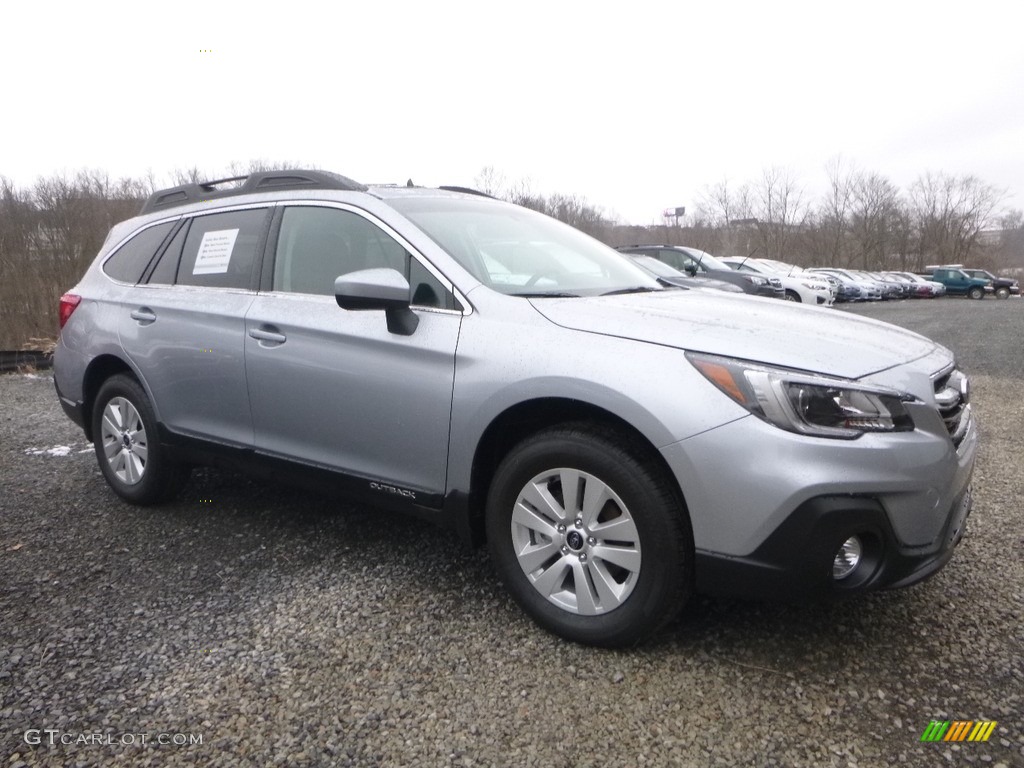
top-left (25, 444), bottom-right (77, 457)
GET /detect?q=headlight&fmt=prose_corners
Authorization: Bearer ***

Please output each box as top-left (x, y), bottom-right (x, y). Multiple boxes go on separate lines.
top-left (743, 275), bottom-right (768, 286)
top-left (687, 353), bottom-right (917, 439)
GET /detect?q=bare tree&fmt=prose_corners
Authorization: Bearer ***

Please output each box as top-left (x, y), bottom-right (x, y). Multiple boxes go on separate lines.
top-left (909, 172), bottom-right (1005, 268)
top-left (815, 157), bottom-right (855, 266)
top-left (751, 167), bottom-right (807, 261)
top-left (849, 172), bottom-right (902, 269)
top-left (695, 179), bottom-right (755, 255)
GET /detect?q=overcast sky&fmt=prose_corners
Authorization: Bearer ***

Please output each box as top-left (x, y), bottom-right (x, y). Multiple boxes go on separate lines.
top-left (5, 0), bottom-right (1024, 224)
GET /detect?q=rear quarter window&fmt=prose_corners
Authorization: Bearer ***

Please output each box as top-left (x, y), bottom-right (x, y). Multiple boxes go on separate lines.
top-left (101, 222), bottom-right (175, 283)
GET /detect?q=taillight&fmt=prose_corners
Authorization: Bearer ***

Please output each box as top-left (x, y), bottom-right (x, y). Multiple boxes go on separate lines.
top-left (59, 293), bottom-right (81, 329)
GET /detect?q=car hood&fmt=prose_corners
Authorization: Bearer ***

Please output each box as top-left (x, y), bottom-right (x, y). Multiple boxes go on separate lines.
top-left (531, 291), bottom-right (942, 379)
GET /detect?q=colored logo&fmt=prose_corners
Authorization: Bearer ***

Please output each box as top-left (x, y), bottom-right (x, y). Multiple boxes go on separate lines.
top-left (920, 720), bottom-right (997, 742)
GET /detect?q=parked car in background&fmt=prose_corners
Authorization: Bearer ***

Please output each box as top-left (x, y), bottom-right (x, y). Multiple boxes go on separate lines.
top-left (53, 169), bottom-right (978, 647)
top-left (756, 259), bottom-right (839, 303)
top-left (720, 257), bottom-right (834, 306)
top-left (871, 272), bottom-right (915, 299)
top-left (616, 245), bottom-right (786, 299)
top-left (959, 268), bottom-right (1019, 299)
top-left (621, 253), bottom-right (743, 293)
top-left (815, 272), bottom-right (859, 302)
top-left (890, 271), bottom-right (944, 298)
top-left (847, 270), bottom-right (901, 300)
top-left (921, 267), bottom-right (992, 299)
top-left (807, 268), bottom-right (882, 301)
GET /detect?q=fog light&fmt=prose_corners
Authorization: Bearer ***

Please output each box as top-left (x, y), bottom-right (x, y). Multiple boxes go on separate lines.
top-left (833, 536), bottom-right (862, 580)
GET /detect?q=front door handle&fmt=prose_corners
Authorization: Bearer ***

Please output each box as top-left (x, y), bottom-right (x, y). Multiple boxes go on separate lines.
top-left (248, 327), bottom-right (287, 345)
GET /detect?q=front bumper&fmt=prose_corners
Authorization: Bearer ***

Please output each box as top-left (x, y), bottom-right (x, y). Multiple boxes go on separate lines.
top-left (693, 487), bottom-right (972, 601)
top-left (661, 391), bottom-right (977, 602)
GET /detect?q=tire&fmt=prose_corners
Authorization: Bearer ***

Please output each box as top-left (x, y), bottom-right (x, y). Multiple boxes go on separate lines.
top-left (995, 286), bottom-right (1010, 299)
top-left (92, 374), bottom-right (189, 505)
top-left (784, 290), bottom-right (801, 302)
top-left (967, 286), bottom-right (985, 300)
top-left (485, 425), bottom-right (692, 647)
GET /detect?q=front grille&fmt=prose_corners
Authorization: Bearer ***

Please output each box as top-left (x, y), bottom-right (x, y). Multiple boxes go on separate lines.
top-left (933, 367), bottom-right (971, 448)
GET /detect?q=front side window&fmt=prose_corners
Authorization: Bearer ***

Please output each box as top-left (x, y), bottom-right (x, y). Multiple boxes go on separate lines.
top-left (273, 206), bottom-right (452, 309)
top-left (662, 250), bottom-right (696, 272)
top-left (176, 209), bottom-right (269, 289)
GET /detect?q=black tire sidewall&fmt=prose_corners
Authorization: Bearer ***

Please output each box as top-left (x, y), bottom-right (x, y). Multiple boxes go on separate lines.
top-left (92, 374), bottom-right (181, 505)
top-left (486, 429), bottom-right (691, 647)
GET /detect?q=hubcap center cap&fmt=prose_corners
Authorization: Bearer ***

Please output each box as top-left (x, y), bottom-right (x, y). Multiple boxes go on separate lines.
top-left (565, 530), bottom-right (585, 551)
top-left (122, 433), bottom-right (132, 449)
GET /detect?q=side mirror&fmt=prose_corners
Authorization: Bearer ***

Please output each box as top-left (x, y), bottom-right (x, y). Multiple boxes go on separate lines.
top-left (335, 268), bottom-right (419, 336)
top-left (684, 264), bottom-right (698, 277)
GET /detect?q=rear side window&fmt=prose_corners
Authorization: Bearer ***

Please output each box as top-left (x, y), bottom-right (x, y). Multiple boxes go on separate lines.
top-left (176, 209), bottom-right (270, 289)
top-left (102, 222), bottom-right (175, 283)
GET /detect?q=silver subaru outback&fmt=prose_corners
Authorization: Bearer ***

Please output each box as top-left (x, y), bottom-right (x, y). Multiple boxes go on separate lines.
top-left (54, 170), bottom-right (977, 647)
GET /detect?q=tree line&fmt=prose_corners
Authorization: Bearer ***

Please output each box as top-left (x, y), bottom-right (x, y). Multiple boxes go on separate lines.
top-left (1, 163), bottom-right (1021, 350)
top-left (480, 163), bottom-right (1023, 273)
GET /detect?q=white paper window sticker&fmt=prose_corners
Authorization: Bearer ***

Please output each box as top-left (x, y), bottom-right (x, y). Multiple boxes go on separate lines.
top-left (193, 229), bottom-right (239, 275)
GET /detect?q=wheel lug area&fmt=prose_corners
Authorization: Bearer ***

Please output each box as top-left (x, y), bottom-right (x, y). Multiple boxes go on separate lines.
top-left (574, 518), bottom-right (583, 528)
top-left (557, 523), bottom-right (567, 534)
top-left (560, 545), bottom-right (570, 555)
top-left (587, 536), bottom-right (596, 546)
top-left (578, 553), bottom-right (587, 562)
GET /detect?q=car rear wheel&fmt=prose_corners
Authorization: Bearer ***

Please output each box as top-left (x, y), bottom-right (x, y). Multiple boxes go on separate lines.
top-left (995, 286), bottom-right (1010, 299)
top-left (485, 425), bottom-right (692, 647)
top-left (92, 374), bottom-right (189, 505)
top-left (968, 286), bottom-right (985, 300)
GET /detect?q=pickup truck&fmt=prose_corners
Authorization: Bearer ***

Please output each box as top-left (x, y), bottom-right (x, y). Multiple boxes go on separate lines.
top-left (960, 268), bottom-right (1020, 299)
top-left (921, 267), bottom-right (992, 299)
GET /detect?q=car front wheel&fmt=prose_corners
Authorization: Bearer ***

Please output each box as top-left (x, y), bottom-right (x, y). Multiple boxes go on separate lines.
top-left (995, 286), bottom-right (1010, 299)
top-left (92, 374), bottom-right (189, 505)
top-left (485, 425), bottom-right (692, 647)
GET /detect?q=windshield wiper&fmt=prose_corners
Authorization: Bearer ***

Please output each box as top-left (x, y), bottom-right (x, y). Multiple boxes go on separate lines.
top-left (600, 286), bottom-right (661, 296)
top-left (507, 291), bottom-right (582, 298)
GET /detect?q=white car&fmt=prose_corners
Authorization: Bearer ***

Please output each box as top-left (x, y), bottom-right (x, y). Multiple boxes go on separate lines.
top-left (721, 257), bottom-right (835, 306)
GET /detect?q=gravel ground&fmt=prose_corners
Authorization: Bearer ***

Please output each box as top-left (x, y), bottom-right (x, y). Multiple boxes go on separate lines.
top-left (1, 298), bottom-right (1022, 767)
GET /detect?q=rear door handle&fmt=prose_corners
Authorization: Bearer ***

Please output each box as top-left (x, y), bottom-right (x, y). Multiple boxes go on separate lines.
top-left (248, 327), bottom-right (287, 345)
top-left (130, 308), bottom-right (157, 325)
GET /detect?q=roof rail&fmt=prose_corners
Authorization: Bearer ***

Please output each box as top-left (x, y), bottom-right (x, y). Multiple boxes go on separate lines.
top-left (139, 169), bottom-right (367, 214)
top-left (438, 185), bottom-right (495, 199)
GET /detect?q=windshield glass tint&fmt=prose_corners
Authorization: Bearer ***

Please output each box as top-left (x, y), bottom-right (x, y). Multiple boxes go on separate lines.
top-left (390, 197), bottom-right (660, 296)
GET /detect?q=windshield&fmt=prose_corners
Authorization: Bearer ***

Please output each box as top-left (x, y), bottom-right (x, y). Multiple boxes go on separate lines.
top-left (390, 197), bottom-right (660, 296)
